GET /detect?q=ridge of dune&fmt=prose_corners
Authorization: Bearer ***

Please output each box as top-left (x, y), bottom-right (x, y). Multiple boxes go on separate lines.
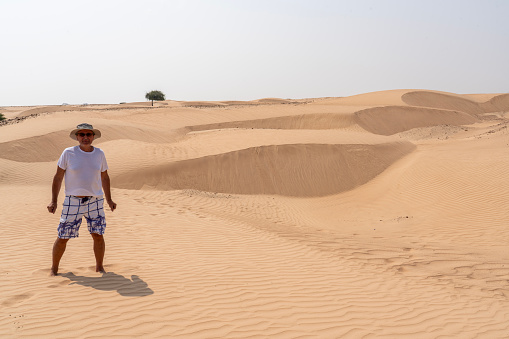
top-left (315, 89), bottom-right (414, 106)
top-left (402, 90), bottom-right (483, 114)
top-left (0, 125), bottom-right (184, 162)
top-left (99, 129), bottom-right (400, 180)
top-left (113, 142), bottom-right (416, 197)
top-left (2, 103), bottom-right (169, 122)
top-left (354, 105), bottom-right (479, 135)
top-left (485, 93), bottom-right (509, 112)
top-left (0, 107), bottom-right (37, 119)
top-left (401, 90), bottom-right (509, 114)
top-left (16, 105), bottom-right (89, 118)
top-left (187, 113), bottom-right (358, 132)
top-left (463, 93), bottom-right (502, 102)
top-left (0, 116), bottom-right (109, 143)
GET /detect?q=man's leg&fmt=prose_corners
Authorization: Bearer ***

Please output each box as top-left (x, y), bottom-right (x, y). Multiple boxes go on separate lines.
top-left (53, 195), bottom-right (83, 276)
top-left (91, 233), bottom-right (105, 273)
top-left (51, 237), bottom-right (69, 276)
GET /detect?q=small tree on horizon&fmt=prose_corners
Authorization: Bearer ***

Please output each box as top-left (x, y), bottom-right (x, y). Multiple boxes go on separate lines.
top-left (0, 113), bottom-right (5, 121)
top-left (145, 90), bottom-right (166, 106)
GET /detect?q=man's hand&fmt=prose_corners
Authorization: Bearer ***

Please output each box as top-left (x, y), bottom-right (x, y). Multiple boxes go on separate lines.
top-left (47, 202), bottom-right (57, 214)
top-left (106, 199), bottom-right (117, 212)
top-left (49, 166), bottom-right (65, 214)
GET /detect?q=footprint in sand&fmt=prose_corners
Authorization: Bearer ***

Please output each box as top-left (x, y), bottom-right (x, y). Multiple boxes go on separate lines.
top-left (2, 293), bottom-right (34, 307)
top-left (47, 280), bottom-right (71, 288)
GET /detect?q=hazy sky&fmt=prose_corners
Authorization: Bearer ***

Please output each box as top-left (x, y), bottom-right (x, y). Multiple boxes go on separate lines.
top-left (1, 0), bottom-right (508, 106)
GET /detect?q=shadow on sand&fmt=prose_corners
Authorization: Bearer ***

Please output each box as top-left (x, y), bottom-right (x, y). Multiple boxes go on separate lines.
top-left (61, 272), bottom-right (154, 297)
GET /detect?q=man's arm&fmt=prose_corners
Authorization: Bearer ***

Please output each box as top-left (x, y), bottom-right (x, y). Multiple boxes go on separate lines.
top-left (47, 166), bottom-right (65, 214)
top-left (101, 170), bottom-right (117, 212)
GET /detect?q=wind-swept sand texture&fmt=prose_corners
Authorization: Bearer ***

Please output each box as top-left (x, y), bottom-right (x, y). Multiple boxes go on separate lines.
top-left (1, 89), bottom-right (509, 338)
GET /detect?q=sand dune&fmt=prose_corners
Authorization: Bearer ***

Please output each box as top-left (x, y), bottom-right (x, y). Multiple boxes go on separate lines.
top-left (0, 125), bottom-right (183, 162)
top-left (402, 90), bottom-right (484, 114)
top-left (485, 93), bottom-right (509, 112)
top-left (402, 90), bottom-right (509, 114)
top-left (0, 107), bottom-right (37, 120)
top-left (114, 142), bottom-right (415, 196)
top-left (1, 89), bottom-right (509, 338)
top-left (318, 89), bottom-right (411, 106)
top-left (354, 105), bottom-right (479, 135)
top-left (187, 113), bottom-right (357, 131)
top-left (16, 105), bottom-right (88, 118)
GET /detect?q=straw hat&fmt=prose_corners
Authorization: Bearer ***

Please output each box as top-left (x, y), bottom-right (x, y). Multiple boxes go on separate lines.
top-left (69, 123), bottom-right (102, 140)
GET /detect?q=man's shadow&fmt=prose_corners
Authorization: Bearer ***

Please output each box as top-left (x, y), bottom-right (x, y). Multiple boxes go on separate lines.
top-left (61, 272), bottom-right (154, 297)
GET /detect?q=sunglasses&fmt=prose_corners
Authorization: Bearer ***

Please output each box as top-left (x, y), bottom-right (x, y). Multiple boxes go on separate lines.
top-left (77, 132), bottom-right (94, 137)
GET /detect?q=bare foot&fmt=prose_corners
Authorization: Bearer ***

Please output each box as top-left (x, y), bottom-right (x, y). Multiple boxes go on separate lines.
top-left (50, 268), bottom-right (58, 276)
top-left (96, 266), bottom-right (106, 273)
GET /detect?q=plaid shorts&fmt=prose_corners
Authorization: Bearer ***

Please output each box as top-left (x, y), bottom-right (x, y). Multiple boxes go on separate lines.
top-left (58, 196), bottom-right (106, 239)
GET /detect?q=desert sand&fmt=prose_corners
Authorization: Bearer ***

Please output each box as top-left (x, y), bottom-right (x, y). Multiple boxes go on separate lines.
top-left (1, 89), bottom-right (509, 338)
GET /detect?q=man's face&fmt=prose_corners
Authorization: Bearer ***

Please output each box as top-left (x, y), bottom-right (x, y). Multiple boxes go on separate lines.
top-left (76, 129), bottom-right (95, 146)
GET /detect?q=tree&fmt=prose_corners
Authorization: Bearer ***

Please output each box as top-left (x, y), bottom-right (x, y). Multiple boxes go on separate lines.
top-left (0, 113), bottom-right (5, 121)
top-left (145, 90), bottom-right (166, 106)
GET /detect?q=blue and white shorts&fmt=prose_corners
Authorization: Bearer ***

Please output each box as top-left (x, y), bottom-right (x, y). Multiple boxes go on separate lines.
top-left (58, 196), bottom-right (106, 239)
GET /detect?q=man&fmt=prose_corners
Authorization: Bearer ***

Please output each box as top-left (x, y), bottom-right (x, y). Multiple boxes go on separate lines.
top-left (47, 123), bottom-right (117, 276)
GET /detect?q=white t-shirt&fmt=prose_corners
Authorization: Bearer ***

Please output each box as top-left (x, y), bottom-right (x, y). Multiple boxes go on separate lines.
top-left (57, 146), bottom-right (109, 197)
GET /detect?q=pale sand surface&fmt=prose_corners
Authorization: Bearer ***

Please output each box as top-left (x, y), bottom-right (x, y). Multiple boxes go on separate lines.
top-left (1, 90), bottom-right (509, 338)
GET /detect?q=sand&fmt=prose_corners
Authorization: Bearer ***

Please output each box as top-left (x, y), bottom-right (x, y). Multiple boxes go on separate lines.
top-left (1, 89), bottom-right (509, 338)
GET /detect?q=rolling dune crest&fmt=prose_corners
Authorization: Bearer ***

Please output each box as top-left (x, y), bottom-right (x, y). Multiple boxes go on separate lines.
top-left (113, 142), bottom-right (415, 196)
top-left (402, 90), bottom-right (509, 114)
top-left (354, 105), bottom-right (479, 135)
top-left (187, 113), bottom-right (357, 132)
top-left (0, 125), bottom-right (183, 162)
